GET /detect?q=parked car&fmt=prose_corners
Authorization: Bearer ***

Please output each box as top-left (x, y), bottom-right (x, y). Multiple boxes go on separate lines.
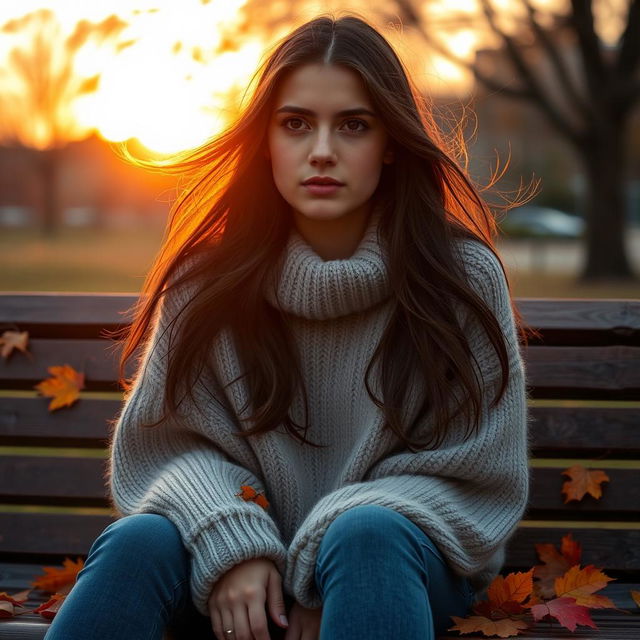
top-left (499, 205), bottom-right (585, 239)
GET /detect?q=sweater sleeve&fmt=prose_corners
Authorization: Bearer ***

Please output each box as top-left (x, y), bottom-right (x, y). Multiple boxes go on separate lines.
top-left (284, 241), bottom-right (531, 609)
top-left (107, 265), bottom-right (287, 617)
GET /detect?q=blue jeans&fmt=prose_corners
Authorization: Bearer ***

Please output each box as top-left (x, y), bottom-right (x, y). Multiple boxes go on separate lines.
top-left (44, 505), bottom-right (474, 639)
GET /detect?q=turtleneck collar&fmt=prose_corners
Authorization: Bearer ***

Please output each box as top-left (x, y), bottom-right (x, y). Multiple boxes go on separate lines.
top-left (264, 203), bottom-right (392, 320)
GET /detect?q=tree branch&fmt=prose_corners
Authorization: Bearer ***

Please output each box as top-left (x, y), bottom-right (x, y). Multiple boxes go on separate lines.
top-left (520, 0), bottom-right (593, 125)
top-left (570, 0), bottom-right (608, 109)
top-left (477, 0), bottom-right (583, 146)
top-left (613, 0), bottom-right (640, 116)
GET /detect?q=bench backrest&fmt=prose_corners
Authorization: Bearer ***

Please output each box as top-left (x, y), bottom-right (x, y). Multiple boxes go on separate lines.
top-left (1, 294), bottom-right (639, 580)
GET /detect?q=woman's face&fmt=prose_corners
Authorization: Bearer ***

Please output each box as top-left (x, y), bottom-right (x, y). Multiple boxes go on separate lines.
top-left (266, 63), bottom-right (393, 228)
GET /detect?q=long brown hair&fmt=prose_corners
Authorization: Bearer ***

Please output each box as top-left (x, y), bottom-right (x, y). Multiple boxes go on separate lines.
top-left (107, 11), bottom-right (538, 453)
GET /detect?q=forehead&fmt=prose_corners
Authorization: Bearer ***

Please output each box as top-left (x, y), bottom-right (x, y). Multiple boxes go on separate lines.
top-left (273, 64), bottom-right (372, 112)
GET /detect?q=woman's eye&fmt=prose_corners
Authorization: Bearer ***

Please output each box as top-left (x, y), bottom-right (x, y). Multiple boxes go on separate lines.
top-left (343, 119), bottom-right (369, 132)
top-left (280, 117), bottom-right (369, 133)
top-left (283, 117), bottom-right (306, 131)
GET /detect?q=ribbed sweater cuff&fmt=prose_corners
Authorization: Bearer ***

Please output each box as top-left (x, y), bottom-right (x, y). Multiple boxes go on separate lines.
top-left (187, 507), bottom-right (288, 617)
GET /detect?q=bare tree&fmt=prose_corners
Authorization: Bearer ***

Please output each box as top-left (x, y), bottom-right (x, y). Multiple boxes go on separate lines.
top-left (388, 0), bottom-right (639, 281)
top-left (0, 9), bottom-right (129, 236)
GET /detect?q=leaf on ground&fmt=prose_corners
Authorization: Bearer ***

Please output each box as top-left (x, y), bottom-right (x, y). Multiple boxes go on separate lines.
top-left (34, 364), bottom-right (85, 410)
top-left (0, 590), bottom-right (32, 618)
top-left (32, 594), bottom-right (66, 619)
top-left (31, 558), bottom-right (84, 593)
top-left (448, 615), bottom-right (530, 637)
top-left (533, 533), bottom-right (582, 598)
top-left (555, 564), bottom-right (616, 608)
top-left (561, 464), bottom-right (610, 502)
top-left (0, 330), bottom-right (31, 360)
top-left (530, 596), bottom-right (597, 631)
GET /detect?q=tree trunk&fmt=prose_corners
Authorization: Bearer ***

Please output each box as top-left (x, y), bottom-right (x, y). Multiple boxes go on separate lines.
top-left (36, 147), bottom-right (60, 237)
top-left (578, 121), bottom-right (637, 281)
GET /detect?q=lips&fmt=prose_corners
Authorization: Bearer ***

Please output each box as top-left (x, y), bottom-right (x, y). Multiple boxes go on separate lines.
top-left (302, 177), bottom-right (344, 186)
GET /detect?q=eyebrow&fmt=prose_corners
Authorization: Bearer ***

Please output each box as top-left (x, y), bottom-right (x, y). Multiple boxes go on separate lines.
top-left (275, 105), bottom-right (377, 118)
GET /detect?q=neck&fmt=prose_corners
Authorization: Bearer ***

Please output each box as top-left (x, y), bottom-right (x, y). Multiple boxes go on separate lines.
top-left (292, 202), bottom-right (373, 261)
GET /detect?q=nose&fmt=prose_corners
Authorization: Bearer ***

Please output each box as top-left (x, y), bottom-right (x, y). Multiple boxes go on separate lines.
top-left (308, 127), bottom-right (337, 166)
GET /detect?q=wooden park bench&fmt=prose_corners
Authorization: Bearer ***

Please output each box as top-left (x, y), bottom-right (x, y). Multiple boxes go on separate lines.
top-left (0, 292), bottom-right (638, 639)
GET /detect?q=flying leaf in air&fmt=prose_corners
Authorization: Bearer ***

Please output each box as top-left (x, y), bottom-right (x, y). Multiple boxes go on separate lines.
top-left (31, 558), bottom-right (84, 592)
top-left (533, 532), bottom-right (582, 598)
top-left (448, 615), bottom-right (530, 637)
top-left (561, 464), bottom-right (610, 502)
top-left (554, 564), bottom-right (616, 609)
top-left (530, 596), bottom-right (597, 632)
top-left (34, 364), bottom-right (86, 411)
top-left (0, 330), bottom-right (31, 360)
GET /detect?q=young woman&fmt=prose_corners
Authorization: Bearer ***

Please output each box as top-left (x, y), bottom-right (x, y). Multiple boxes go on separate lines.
top-left (45, 12), bottom-right (533, 640)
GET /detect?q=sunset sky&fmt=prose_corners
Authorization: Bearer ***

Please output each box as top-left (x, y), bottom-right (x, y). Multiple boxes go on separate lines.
top-left (0, 0), bottom-right (627, 155)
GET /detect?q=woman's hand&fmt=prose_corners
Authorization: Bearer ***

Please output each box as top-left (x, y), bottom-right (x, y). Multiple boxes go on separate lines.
top-left (208, 557), bottom-right (289, 640)
top-left (284, 601), bottom-right (322, 640)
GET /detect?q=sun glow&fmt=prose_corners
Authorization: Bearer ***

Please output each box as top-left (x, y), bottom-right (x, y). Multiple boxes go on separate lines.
top-left (0, 1), bottom-right (629, 155)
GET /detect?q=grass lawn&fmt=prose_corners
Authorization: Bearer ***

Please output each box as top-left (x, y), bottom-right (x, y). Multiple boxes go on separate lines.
top-left (1, 225), bottom-right (639, 298)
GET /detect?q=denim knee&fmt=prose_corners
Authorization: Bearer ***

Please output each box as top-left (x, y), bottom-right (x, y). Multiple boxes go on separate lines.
top-left (321, 504), bottom-right (403, 548)
top-left (95, 513), bottom-right (187, 564)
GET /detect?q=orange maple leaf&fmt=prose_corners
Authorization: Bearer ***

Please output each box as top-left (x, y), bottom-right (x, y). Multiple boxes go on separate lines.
top-left (453, 570), bottom-right (534, 636)
top-left (530, 596), bottom-right (597, 632)
top-left (533, 533), bottom-right (582, 598)
top-left (631, 590), bottom-right (640, 607)
top-left (0, 330), bottom-right (31, 360)
top-left (34, 364), bottom-right (85, 411)
top-left (448, 615), bottom-right (530, 637)
top-left (554, 564), bottom-right (616, 608)
top-left (561, 464), bottom-right (610, 502)
top-left (31, 558), bottom-right (84, 593)
top-left (235, 484), bottom-right (270, 510)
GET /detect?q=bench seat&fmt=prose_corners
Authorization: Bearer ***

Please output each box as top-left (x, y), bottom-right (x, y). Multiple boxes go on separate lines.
top-left (1, 293), bottom-right (639, 639)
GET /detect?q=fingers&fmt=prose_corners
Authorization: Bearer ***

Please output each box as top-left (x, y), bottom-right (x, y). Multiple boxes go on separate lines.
top-left (267, 568), bottom-right (289, 629)
top-left (210, 594), bottom-right (271, 640)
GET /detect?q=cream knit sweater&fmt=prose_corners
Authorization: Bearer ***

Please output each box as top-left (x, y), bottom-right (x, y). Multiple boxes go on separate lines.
top-left (108, 207), bottom-right (530, 617)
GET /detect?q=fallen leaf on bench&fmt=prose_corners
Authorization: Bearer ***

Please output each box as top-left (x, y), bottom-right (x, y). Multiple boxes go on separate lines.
top-left (533, 532), bottom-right (582, 598)
top-left (34, 364), bottom-right (86, 411)
top-left (631, 590), bottom-right (640, 607)
top-left (560, 464), bottom-right (610, 503)
top-left (0, 589), bottom-right (31, 618)
top-left (448, 615), bottom-right (529, 637)
top-left (530, 596), bottom-right (597, 632)
top-left (31, 557), bottom-right (84, 592)
top-left (32, 594), bottom-right (66, 619)
top-left (448, 570), bottom-right (534, 636)
top-left (0, 330), bottom-right (31, 360)
top-left (554, 564), bottom-right (615, 608)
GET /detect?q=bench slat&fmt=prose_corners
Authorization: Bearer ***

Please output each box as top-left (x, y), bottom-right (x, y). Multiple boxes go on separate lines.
top-left (2, 400), bottom-right (639, 457)
top-left (529, 406), bottom-right (640, 455)
top-left (3, 457), bottom-right (640, 516)
top-left (2, 295), bottom-right (639, 335)
top-left (3, 341), bottom-right (640, 399)
top-left (1, 513), bottom-right (639, 572)
top-left (0, 397), bottom-right (120, 447)
top-left (525, 345), bottom-right (640, 398)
